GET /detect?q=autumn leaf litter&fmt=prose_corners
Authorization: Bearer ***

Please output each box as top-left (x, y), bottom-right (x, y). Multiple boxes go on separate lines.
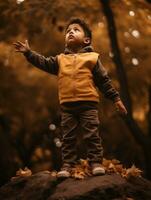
top-left (11, 158), bottom-right (142, 180)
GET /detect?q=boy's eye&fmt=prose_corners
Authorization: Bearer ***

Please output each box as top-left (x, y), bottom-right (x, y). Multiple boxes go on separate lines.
top-left (74, 28), bottom-right (79, 31)
top-left (66, 28), bottom-right (79, 33)
top-left (66, 29), bottom-right (70, 33)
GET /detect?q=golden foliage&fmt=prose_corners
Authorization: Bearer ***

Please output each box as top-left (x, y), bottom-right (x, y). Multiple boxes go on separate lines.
top-left (71, 158), bottom-right (142, 179)
top-left (11, 158), bottom-right (142, 181)
top-left (102, 158), bottom-right (142, 178)
top-left (71, 159), bottom-right (92, 179)
top-left (50, 171), bottom-right (57, 177)
top-left (11, 167), bottom-right (32, 180)
top-left (16, 167), bottom-right (32, 177)
top-left (11, 157), bottom-right (142, 181)
top-left (122, 164), bottom-right (143, 178)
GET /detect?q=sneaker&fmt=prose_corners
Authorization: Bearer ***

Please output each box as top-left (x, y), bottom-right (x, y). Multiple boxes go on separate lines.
top-left (91, 163), bottom-right (105, 176)
top-left (57, 163), bottom-right (71, 178)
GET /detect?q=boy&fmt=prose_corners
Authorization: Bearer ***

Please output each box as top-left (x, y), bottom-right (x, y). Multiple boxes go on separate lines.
top-left (13, 18), bottom-right (127, 178)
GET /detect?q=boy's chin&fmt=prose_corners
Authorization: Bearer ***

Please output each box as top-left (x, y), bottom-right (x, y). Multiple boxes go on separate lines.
top-left (67, 40), bottom-right (77, 45)
top-left (66, 42), bottom-right (77, 48)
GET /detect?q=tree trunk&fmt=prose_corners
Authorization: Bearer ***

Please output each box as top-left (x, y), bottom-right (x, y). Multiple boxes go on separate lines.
top-left (101, 0), bottom-right (151, 179)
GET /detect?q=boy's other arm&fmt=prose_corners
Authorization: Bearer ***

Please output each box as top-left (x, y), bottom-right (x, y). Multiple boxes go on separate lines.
top-left (92, 57), bottom-right (127, 115)
top-left (13, 40), bottom-right (59, 75)
top-left (24, 50), bottom-right (59, 75)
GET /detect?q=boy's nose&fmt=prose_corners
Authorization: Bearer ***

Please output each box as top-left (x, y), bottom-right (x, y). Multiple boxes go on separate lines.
top-left (69, 29), bottom-right (74, 34)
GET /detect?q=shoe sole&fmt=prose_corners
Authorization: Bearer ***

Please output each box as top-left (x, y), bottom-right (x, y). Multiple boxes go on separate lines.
top-left (92, 167), bottom-right (105, 176)
top-left (57, 171), bottom-right (70, 179)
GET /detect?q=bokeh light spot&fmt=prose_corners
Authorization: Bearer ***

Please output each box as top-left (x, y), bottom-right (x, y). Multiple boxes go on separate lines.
top-left (132, 58), bottom-right (139, 66)
top-left (129, 11), bottom-right (135, 16)
top-left (16, 0), bottom-right (25, 4)
top-left (124, 47), bottom-right (130, 53)
top-left (131, 30), bottom-right (140, 38)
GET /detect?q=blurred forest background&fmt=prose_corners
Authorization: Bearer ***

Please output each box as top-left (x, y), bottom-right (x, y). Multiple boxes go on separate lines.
top-left (0, 0), bottom-right (151, 186)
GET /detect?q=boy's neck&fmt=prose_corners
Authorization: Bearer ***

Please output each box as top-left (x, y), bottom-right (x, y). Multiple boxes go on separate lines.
top-left (66, 44), bottom-right (85, 54)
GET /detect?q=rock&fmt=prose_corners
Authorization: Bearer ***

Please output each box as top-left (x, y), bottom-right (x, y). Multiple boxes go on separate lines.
top-left (0, 171), bottom-right (151, 200)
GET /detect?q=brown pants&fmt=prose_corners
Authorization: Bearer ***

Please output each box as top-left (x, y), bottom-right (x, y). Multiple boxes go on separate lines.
top-left (60, 101), bottom-right (103, 165)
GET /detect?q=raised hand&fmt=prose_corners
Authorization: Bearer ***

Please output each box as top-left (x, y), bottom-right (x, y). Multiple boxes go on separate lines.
top-left (114, 100), bottom-right (128, 115)
top-left (13, 40), bottom-right (30, 53)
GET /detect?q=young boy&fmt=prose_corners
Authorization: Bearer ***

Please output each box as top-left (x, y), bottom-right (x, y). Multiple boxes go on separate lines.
top-left (13, 18), bottom-right (127, 178)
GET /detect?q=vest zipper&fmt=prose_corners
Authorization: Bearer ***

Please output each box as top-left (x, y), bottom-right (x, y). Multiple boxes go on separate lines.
top-left (72, 54), bottom-right (77, 97)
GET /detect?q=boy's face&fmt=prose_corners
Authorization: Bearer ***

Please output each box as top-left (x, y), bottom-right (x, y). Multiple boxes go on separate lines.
top-left (65, 23), bottom-right (90, 48)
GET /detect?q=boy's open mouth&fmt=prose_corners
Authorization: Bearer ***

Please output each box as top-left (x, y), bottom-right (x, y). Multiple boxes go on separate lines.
top-left (68, 35), bottom-right (75, 39)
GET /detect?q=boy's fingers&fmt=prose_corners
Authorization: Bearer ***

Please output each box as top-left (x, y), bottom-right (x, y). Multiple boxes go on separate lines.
top-left (13, 43), bottom-right (21, 48)
top-left (121, 105), bottom-right (127, 114)
top-left (13, 43), bottom-right (22, 48)
top-left (16, 41), bottom-right (25, 46)
top-left (123, 108), bottom-right (128, 115)
top-left (25, 39), bottom-right (29, 48)
top-left (116, 103), bottom-right (127, 115)
top-left (13, 45), bottom-right (21, 49)
top-left (120, 106), bottom-right (127, 115)
top-left (13, 42), bottom-right (20, 46)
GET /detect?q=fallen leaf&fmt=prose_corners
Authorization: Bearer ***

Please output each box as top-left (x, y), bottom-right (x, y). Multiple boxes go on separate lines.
top-left (11, 167), bottom-right (32, 181)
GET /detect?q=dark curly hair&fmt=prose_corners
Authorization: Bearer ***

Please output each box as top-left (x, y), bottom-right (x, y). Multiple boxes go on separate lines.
top-left (65, 18), bottom-right (92, 44)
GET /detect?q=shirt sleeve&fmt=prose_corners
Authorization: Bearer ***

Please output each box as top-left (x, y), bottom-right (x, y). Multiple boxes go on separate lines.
top-left (23, 50), bottom-right (59, 75)
top-left (92, 56), bottom-right (120, 102)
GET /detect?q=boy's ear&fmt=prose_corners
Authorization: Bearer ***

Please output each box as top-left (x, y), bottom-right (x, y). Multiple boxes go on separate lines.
top-left (84, 37), bottom-right (90, 45)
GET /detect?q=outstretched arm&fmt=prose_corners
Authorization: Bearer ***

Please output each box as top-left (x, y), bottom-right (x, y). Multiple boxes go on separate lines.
top-left (13, 40), bottom-right (59, 75)
top-left (92, 57), bottom-right (127, 115)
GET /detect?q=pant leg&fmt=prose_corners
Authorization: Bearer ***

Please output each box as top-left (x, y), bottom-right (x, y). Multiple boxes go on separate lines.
top-left (61, 110), bottom-right (79, 165)
top-left (80, 108), bottom-right (103, 164)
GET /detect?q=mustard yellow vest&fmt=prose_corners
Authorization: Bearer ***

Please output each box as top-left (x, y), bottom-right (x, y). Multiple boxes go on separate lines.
top-left (57, 52), bottom-right (100, 104)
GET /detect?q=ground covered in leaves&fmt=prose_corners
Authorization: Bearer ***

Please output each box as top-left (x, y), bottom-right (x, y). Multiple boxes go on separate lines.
top-left (70, 158), bottom-right (142, 180)
top-left (0, 158), bottom-right (150, 200)
top-left (12, 158), bottom-right (142, 180)
top-left (0, 171), bottom-right (151, 200)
